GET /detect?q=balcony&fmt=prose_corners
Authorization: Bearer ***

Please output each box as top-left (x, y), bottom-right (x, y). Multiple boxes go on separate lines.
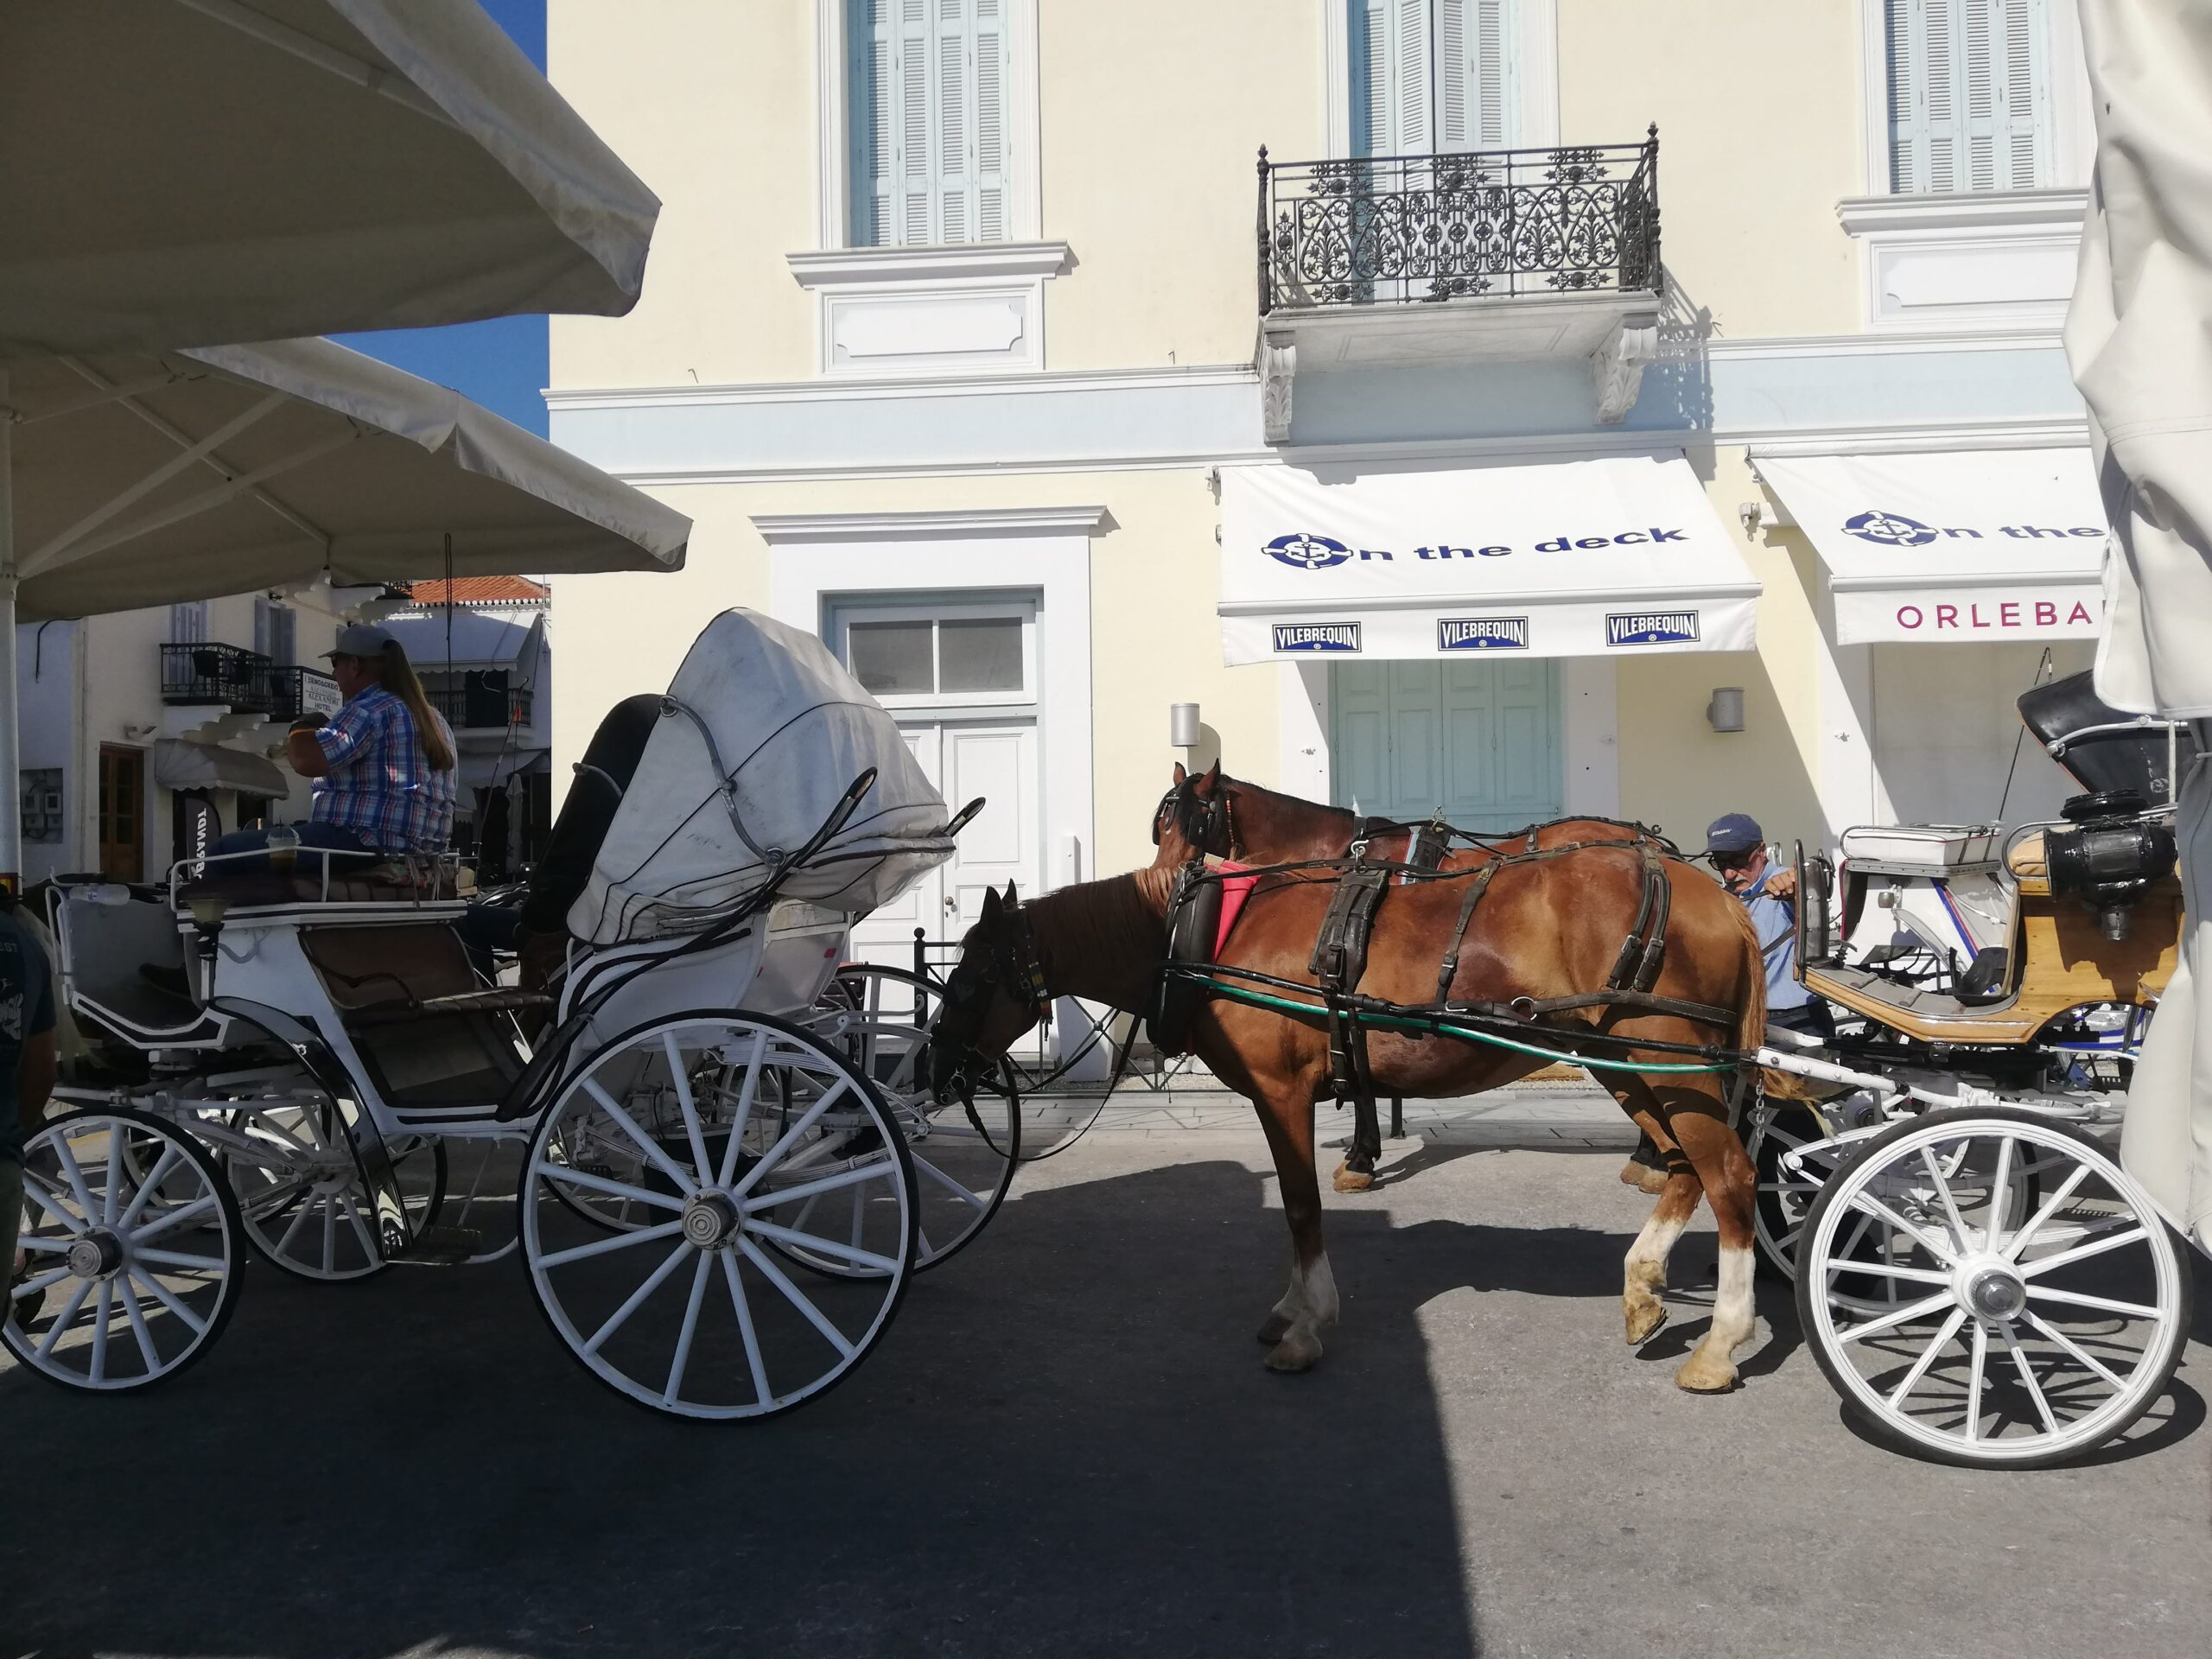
top-left (426, 677), bottom-right (530, 733)
top-left (161, 642), bottom-right (270, 712)
top-left (1254, 132), bottom-right (1664, 438)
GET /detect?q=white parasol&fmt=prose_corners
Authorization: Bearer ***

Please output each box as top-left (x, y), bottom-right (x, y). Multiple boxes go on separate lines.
top-left (2066, 0), bottom-right (2212, 1249)
top-left (0, 0), bottom-right (660, 357)
top-left (0, 338), bottom-right (689, 871)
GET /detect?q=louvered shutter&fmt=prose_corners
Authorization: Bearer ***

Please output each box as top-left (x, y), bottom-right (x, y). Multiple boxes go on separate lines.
top-left (897, 0), bottom-right (932, 241)
top-left (974, 0), bottom-right (1007, 241)
top-left (847, 0), bottom-right (893, 245)
top-left (848, 0), bottom-right (1007, 246)
top-left (1887, 0), bottom-right (2049, 194)
top-left (1394, 0), bottom-right (1432, 155)
top-left (1351, 0), bottom-right (1389, 156)
top-left (1438, 0), bottom-right (1514, 151)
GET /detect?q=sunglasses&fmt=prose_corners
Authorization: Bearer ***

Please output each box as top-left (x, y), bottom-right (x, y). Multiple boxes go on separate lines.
top-left (1705, 849), bottom-right (1758, 872)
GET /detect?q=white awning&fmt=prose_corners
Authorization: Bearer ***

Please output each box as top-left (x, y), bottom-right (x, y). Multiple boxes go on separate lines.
top-left (150, 740), bottom-right (289, 798)
top-left (1217, 454), bottom-right (1758, 664)
top-left (1754, 449), bottom-right (2106, 645)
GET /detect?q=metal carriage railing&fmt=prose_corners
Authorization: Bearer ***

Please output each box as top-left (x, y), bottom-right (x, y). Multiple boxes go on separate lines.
top-left (1257, 130), bottom-right (1662, 313)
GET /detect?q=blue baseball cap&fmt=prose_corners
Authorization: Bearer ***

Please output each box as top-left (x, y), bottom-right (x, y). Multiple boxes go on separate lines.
top-left (1703, 812), bottom-right (1764, 856)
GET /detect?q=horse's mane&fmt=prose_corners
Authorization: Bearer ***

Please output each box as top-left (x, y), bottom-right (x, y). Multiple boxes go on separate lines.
top-left (1029, 871), bottom-right (1173, 1013)
top-left (1215, 772), bottom-right (1353, 824)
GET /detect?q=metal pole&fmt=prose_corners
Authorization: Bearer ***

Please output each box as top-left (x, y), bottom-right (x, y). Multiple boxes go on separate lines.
top-left (0, 369), bottom-right (19, 887)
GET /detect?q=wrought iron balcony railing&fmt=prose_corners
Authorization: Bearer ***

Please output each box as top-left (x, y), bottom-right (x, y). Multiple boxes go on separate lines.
top-left (161, 643), bottom-right (273, 711)
top-left (1257, 130), bottom-right (1661, 314)
top-left (254, 664), bottom-right (341, 723)
top-left (426, 679), bottom-right (530, 730)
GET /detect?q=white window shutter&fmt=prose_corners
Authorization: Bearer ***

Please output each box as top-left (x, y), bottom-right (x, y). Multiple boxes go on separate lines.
top-left (975, 0), bottom-right (1007, 241)
top-left (1887, 0), bottom-right (2047, 194)
top-left (1472, 0), bottom-right (1511, 148)
top-left (898, 0), bottom-right (932, 243)
top-left (936, 0), bottom-right (969, 244)
top-left (1395, 0), bottom-right (1432, 155)
top-left (1437, 0), bottom-right (1467, 149)
top-left (1437, 0), bottom-right (1513, 153)
top-left (847, 0), bottom-right (894, 245)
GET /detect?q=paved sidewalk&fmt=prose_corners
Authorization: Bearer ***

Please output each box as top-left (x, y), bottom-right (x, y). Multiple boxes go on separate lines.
top-left (1027, 1077), bottom-right (1637, 1150)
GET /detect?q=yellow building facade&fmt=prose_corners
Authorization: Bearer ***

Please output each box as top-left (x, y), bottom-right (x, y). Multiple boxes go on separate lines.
top-left (548, 0), bottom-right (2105, 958)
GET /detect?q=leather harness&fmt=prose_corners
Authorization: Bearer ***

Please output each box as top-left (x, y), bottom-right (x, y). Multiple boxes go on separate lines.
top-left (1167, 833), bottom-right (1737, 1118)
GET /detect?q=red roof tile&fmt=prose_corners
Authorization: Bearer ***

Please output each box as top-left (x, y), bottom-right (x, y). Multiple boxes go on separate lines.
top-left (408, 575), bottom-right (550, 605)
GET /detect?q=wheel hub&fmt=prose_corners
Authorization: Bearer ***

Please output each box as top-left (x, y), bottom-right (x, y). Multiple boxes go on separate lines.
top-left (1956, 1255), bottom-right (2026, 1321)
top-left (681, 1192), bottom-right (741, 1249)
top-left (67, 1229), bottom-right (126, 1281)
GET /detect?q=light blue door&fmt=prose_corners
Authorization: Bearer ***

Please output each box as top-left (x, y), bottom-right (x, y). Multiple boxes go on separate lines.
top-left (1330, 659), bottom-right (1561, 832)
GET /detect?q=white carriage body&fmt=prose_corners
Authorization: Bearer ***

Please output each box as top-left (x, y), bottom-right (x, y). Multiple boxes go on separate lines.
top-left (570, 608), bottom-right (953, 945)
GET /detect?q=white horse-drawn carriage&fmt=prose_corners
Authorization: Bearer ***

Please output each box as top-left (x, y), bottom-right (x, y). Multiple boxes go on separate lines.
top-left (1745, 669), bottom-right (2202, 1465)
top-left (3, 610), bottom-right (1014, 1420)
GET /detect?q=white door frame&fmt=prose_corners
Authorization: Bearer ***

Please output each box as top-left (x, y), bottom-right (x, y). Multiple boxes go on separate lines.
top-left (758, 508), bottom-right (1099, 894)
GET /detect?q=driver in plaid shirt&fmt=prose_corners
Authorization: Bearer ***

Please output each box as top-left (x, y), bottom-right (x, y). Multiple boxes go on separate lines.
top-left (310, 669), bottom-right (457, 852)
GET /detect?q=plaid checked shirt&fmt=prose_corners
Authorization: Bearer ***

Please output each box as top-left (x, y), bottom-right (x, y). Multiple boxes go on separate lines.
top-left (310, 687), bottom-right (457, 854)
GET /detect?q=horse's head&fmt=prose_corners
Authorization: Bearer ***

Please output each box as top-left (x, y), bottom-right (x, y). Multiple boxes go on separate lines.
top-left (927, 880), bottom-right (1052, 1101)
top-left (1151, 760), bottom-right (1233, 865)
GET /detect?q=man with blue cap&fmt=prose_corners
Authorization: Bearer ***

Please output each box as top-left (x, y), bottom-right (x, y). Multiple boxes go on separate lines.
top-left (1622, 811), bottom-right (1831, 1192)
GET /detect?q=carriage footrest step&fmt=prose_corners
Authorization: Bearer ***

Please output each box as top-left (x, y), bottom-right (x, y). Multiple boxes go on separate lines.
top-left (388, 1224), bottom-right (483, 1266)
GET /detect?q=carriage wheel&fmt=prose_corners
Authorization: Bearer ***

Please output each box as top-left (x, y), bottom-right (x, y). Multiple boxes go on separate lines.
top-left (1796, 1108), bottom-right (2190, 1468)
top-left (3, 1109), bottom-right (245, 1392)
top-left (795, 963), bottom-right (1019, 1274)
top-left (221, 1094), bottom-right (447, 1282)
top-left (1747, 1101), bottom-right (1848, 1281)
top-left (520, 1010), bottom-right (917, 1421)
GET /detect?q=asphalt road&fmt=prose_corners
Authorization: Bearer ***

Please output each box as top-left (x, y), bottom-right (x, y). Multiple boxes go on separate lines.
top-left (5, 1134), bottom-right (2208, 1659)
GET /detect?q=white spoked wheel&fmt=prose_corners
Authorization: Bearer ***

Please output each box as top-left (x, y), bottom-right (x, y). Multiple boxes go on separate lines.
top-left (520, 1010), bottom-right (918, 1421)
top-left (1746, 1100), bottom-right (1852, 1281)
top-left (1796, 1107), bottom-right (2192, 1468)
top-left (798, 963), bottom-right (1019, 1274)
top-left (4, 1109), bottom-right (245, 1391)
top-left (217, 1088), bottom-right (446, 1282)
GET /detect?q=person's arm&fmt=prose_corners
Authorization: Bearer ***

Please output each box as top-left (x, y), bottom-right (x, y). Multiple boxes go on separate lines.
top-left (290, 702), bottom-right (370, 780)
top-left (286, 721), bottom-right (330, 777)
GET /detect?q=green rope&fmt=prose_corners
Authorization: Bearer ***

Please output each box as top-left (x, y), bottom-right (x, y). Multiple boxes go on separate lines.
top-left (1197, 977), bottom-right (1741, 1077)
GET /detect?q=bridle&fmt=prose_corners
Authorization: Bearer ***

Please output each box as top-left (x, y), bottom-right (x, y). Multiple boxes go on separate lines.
top-left (929, 896), bottom-right (1052, 1101)
top-left (1151, 779), bottom-right (1232, 856)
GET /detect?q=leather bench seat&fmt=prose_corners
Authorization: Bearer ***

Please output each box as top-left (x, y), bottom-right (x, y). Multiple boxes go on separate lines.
top-left (342, 987), bottom-right (554, 1029)
top-left (178, 866), bottom-right (461, 908)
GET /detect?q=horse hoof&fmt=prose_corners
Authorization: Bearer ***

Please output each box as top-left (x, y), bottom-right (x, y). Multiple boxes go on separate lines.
top-left (1624, 1300), bottom-right (1669, 1347)
top-left (1674, 1351), bottom-right (1739, 1393)
top-left (1264, 1334), bottom-right (1321, 1372)
top-left (1256, 1312), bottom-right (1294, 1345)
top-left (1635, 1167), bottom-right (1669, 1196)
top-left (1332, 1164), bottom-right (1376, 1194)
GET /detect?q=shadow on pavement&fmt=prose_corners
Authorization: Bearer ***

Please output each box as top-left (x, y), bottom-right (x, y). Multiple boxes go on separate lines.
top-left (2, 1156), bottom-right (1507, 1659)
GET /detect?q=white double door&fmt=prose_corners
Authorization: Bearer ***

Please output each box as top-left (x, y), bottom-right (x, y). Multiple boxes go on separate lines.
top-left (850, 716), bottom-right (1039, 969)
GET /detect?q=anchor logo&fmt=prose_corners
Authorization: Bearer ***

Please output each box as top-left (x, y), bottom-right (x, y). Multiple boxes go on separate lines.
top-left (1843, 509), bottom-right (1938, 548)
top-left (1263, 531), bottom-right (1354, 570)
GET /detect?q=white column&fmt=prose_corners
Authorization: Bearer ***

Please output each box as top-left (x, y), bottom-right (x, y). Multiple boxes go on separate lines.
top-left (1812, 582), bottom-right (1888, 841)
top-left (0, 368), bottom-right (19, 883)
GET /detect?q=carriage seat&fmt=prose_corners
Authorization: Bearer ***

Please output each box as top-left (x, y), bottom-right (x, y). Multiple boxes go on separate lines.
top-left (297, 922), bottom-right (546, 1029)
top-left (176, 862), bottom-right (463, 910)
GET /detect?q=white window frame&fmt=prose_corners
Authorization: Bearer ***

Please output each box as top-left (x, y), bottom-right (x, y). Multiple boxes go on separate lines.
top-left (830, 595), bottom-right (1039, 715)
top-left (1855, 0), bottom-right (2092, 199)
top-left (1324, 0), bottom-right (1556, 157)
top-left (815, 0), bottom-right (1041, 252)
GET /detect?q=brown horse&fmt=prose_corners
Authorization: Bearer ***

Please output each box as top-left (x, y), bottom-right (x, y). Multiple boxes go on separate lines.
top-left (1156, 760), bottom-right (1674, 871)
top-left (1155, 761), bottom-right (1678, 1191)
top-left (929, 834), bottom-right (1770, 1393)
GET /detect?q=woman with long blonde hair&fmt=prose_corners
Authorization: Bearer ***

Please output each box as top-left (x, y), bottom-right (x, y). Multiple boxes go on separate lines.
top-left (194, 623), bottom-right (460, 877)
